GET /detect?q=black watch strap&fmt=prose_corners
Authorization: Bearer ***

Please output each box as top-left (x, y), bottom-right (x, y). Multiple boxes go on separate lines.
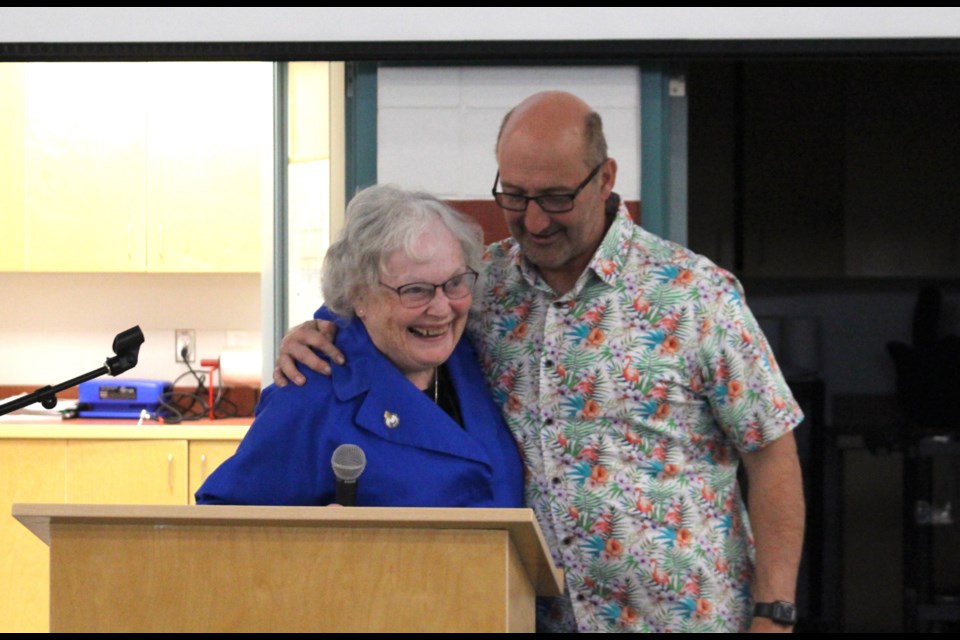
top-left (753, 600), bottom-right (797, 626)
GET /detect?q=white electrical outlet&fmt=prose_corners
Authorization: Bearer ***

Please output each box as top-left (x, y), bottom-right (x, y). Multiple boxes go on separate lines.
top-left (175, 329), bottom-right (196, 363)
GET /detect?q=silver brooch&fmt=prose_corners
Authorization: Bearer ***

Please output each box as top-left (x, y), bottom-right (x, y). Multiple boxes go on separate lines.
top-left (383, 411), bottom-right (400, 429)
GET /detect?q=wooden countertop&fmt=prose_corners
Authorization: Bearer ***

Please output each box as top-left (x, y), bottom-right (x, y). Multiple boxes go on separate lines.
top-left (0, 417), bottom-right (251, 440)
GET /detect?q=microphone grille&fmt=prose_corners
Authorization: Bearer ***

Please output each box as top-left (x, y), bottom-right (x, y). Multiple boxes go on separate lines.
top-left (331, 444), bottom-right (366, 481)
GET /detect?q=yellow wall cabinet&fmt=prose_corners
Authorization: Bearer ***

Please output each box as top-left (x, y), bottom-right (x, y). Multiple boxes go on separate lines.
top-left (0, 440), bottom-right (65, 634)
top-left (188, 439), bottom-right (243, 505)
top-left (0, 432), bottom-right (243, 632)
top-left (3, 62), bottom-right (271, 273)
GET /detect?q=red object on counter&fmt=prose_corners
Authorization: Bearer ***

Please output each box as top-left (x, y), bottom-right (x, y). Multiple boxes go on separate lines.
top-left (201, 358), bottom-right (220, 420)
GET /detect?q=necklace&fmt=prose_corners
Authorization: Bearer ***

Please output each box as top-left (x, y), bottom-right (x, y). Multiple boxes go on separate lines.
top-left (433, 368), bottom-right (439, 404)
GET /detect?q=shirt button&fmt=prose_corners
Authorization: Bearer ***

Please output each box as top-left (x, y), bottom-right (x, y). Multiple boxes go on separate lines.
top-left (545, 418), bottom-right (554, 426)
top-left (563, 536), bottom-right (573, 545)
top-left (545, 359), bottom-right (554, 368)
top-left (551, 477), bottom-right (562, 485)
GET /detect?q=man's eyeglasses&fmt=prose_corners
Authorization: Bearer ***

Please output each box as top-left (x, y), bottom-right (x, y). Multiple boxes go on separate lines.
top-left (380, 270), bottom-right (479, 309)
top-left (491, 159), bottom-right (607, 213)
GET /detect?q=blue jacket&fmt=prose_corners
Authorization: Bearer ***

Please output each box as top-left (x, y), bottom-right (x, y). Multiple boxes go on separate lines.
top-left (195, 316), bottom-right (523, 508)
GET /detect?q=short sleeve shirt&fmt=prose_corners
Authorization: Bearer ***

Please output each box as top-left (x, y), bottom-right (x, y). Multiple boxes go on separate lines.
top-left (469, 208), bottom-right (804, 632)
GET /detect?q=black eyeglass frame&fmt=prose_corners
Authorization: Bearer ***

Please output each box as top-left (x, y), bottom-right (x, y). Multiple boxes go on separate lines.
top-left (379, 269), bottom-right (479, 309)
top-left (491, 159), bottom-right (608, 213)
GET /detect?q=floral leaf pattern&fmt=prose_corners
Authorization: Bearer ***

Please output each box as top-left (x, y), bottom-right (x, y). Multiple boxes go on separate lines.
top-left (470, 209), bottom-right (803, 632)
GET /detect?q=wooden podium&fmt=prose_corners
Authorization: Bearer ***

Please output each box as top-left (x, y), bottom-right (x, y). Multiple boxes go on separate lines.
top-left (13, 503), bottom-right (563, 633)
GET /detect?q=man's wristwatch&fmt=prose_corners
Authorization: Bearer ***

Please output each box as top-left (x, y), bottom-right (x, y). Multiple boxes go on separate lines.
top-left (753, 601), bottom-right (798, 626)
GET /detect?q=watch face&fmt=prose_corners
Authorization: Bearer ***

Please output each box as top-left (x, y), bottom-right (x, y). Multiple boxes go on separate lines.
top-left (755, 601), bottom-right (797, 625)
top-left (772, 602), bottom-right (798, 624)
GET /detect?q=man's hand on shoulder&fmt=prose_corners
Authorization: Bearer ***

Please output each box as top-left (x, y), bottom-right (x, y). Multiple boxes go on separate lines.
top-left (273, 319), bottom-right (344, 387)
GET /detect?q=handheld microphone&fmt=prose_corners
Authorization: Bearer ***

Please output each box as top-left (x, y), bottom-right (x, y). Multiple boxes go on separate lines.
top-left (331, 444), bottom-right (366, 506)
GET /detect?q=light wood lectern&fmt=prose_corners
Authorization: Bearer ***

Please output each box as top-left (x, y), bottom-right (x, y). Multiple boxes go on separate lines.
top-left (13, 503), bottom-right (563, 633)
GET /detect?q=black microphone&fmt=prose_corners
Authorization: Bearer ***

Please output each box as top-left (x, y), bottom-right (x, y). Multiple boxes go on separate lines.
top-left (331, 444), bottom-right (366, 506)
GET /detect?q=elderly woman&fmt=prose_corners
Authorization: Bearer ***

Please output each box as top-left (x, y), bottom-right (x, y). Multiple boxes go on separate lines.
top-left (196, 185), bottom-right (523, 507)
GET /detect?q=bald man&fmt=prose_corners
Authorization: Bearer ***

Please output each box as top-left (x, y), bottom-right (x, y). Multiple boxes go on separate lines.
top-left (275, 91), bottom-right (805, 633)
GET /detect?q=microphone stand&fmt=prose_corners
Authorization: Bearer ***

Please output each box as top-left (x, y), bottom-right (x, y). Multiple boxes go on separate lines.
top-left (0, 326), bottom-right (145, 418)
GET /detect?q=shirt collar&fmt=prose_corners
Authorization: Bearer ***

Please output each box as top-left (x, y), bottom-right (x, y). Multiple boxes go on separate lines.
top-left (512, 203), bottom-right (635, 299)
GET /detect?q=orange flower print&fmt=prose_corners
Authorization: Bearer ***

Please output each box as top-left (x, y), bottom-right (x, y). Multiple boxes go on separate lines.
top-left (556, 363), bottom-right (567, 378)
top-left (651, 559), bottom-right (669, 585)
top-left (651, 381), bottom-right (668, 401)
top-left (727, 379), bottom-right (743, 400)
top-left (586, 327), bottom-right (605, 347)
top-left (625, 427), bottom-right (642, 445)
top-left (773, 395), bottom-right (786, 410)
top-left (662, 335), bottom-right (679, 354)
top-left (599, 259), bottom-right (617, 276)
top-left (663, 463), bottom-right (680, 477)
top-left (654, 403), bottom-right (670, 420)
top-left (513, 300), bottom-right (531, 320)
top-left (664, 508), bottom-right (682, 526)
top-left (636, 496), bottom-right (654, 513)
top-left (590, 465), bottom-right (609, 484)
top-left (569, 506), bottom-right (580, 520)
top-left (715, 557), bottom-right (729, 574)
top-left (581, 304), bottom-right (606, 325)
top-left (699, 318), bottom-right (712, 337)
top-left (511, 322), bottom-right (528, 340)
top-left (676, 527), bottom-right (693, 546)
top-left (716, 362), bottom-right (729, 380)
top-left (605, 538), bottom-right (624, 558)
top-left (506, 393), bottom-right (523, 413)
top-left (741, 328), bottom-right (753, 344)
top-left (681, 576), bottom-right (701, 596)
top-left (574, 374), bottom-right (596, 395)
top-left (696, 598), bottom-right (712, 617)
top-left (701, 483), bottom-right (716, 502)
top-left (593, 518), bottom-right (612, 536)
top-left (674, 269), bottom-right (694, 286)
top-left (557, 433), bottom-right (568, 447)
top-left (633, 295), bottom-right (650, 314)
top-left (622, 355), bottom-right (640, 383)
top-left (620, 606), bottom-right (640, 625)
top-left (582, 398), bottom-right (601, 419)
top-left (658, 313), bottom-right (679, 333)
top-left (690, 371), bottom-right (703, 392)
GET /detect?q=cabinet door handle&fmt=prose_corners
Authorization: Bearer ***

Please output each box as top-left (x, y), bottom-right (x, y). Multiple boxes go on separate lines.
top-left (168, 453), bottom-right (174, 491)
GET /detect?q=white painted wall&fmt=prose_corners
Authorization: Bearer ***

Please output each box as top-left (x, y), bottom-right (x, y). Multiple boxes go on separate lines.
top-left (0, 273), bottom-right (260, 386)
top-left (377, 66), bottom-right (641, 200)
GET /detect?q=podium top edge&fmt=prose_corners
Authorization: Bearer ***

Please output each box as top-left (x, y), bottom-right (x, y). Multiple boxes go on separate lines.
top-left (13, 503), bottom-right (565, 595)
top-left (13, 503), bottom-right (535, 527)
top-left (12, 503), bottom-right (536, 528)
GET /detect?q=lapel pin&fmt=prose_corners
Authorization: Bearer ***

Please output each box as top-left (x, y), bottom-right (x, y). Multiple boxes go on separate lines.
top-left (384, 411), bottom-right (400, 429)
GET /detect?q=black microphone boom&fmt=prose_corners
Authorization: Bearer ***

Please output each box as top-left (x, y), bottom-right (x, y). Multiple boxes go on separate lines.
top-left (0, 326), bottom-right (145, 417)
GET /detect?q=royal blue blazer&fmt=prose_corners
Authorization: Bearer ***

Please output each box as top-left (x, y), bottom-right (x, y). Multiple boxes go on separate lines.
top-left (195, 316), bottom-right (523, 508)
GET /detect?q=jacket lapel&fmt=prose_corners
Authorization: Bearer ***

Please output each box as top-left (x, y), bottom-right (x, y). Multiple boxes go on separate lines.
top-left (330, 320), bottom-right (493, 468)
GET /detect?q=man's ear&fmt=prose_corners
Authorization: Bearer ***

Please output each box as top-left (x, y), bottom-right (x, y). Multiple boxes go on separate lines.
top-left (599, 158), bottom-right (618, 200)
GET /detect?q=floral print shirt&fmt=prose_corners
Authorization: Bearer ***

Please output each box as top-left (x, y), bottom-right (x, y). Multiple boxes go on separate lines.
top-left (469, 208), bottom-right (803, 632)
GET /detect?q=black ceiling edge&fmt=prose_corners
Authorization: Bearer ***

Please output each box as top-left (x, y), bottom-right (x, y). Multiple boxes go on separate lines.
top-left (2, 38), bottom-right (960, 63)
